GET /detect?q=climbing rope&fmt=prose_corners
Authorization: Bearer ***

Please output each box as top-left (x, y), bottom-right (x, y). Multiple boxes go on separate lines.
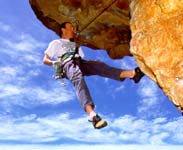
top-left (76, 0), bottom-right (118, 33)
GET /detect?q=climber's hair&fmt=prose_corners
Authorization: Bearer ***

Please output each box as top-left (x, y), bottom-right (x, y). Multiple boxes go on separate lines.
top-left (59, 22), bottom-right (71, 37)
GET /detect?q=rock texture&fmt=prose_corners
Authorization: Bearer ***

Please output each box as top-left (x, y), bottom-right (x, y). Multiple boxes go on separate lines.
top-left (130, 0), bottom-right (183, 113)
top-left (29, 0), bottom-right (183, 114)
top-left (29, 0), bottom-right (131, 59)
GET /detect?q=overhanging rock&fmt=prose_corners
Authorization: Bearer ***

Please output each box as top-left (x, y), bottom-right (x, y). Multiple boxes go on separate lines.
top-left (29, 0), bottom-right (132, 59)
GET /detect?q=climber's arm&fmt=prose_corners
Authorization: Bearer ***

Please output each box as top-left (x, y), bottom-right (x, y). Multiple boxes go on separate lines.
top-left (43, 53), bottom-right (54, 66)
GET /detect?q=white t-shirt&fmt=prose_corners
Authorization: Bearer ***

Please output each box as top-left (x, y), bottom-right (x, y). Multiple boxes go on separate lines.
top-left (44, 38), bottom-right (84, 61)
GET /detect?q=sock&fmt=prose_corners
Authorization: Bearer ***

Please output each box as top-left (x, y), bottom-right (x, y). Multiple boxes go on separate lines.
top-left (89, 111), bottom-right (97, 121)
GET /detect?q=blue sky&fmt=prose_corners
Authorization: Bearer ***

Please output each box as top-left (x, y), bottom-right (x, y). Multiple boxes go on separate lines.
top-left (0, 0), bottom-right (183, 149)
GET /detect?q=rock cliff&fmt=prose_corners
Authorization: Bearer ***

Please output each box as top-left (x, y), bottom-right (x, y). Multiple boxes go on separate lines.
top-left (29, 0), bottom-right (183, 114)
top-left (130, 0), bottom-right (183, 114)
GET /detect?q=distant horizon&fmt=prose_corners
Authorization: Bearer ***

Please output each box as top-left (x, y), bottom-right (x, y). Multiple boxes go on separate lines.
top-left (1, 144), bottom-right (183, 150)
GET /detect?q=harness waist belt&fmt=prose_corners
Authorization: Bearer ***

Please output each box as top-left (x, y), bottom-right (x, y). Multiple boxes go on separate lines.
top-left (61, 51), bottom-right (75, 62)
top-left (60, 51), bottom-right (80, 64)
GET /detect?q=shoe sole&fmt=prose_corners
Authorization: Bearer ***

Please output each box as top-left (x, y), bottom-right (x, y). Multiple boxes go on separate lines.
top-left (133, 68), bottom-right (144, 83)
top-left (95, 120), bottom-right (107, 129)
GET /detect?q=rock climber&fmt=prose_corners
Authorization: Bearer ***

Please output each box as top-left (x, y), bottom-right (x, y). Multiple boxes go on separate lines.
top-left (43, 22), bottom-right (144, 129)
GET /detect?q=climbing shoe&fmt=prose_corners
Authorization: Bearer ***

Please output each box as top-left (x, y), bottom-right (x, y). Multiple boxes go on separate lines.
top-left (89, 114), bottom-right (107, 129)
top-left (133, 67), bottom-right (144, 83)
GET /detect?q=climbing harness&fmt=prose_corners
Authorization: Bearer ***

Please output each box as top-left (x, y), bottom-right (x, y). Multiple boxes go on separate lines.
top-left (53, 61), bottom-right (66, 86)
top-left (53, 46), bottom-right (80, 86)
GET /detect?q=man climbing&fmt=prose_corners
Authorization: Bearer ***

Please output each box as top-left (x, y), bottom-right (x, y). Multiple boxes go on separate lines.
top-left (43, 22), bottom-right (144, 129)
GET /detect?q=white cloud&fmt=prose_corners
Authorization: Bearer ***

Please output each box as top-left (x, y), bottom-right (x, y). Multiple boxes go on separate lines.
top-left (0, 22), bottom-right (11, 32)
top-left (163, 117), bottom-right (183, 143)
top-left (0, 66), bottom-right (18, 76)
top-left (150, 132), bottom-right (169, 145)
top-left (0, 113), bottom-right (89, 143)
top-left (0, 64), bottom-right (75, 108)
top-left (30, 86), bottom-right (75, 105)
top-left (136, 78), bottom-right (164, 118)
top-left (0, 29), bottom-right (46, 67)
top-left (0, 82), bottom-right (75, 108)
top-left (0, 113), bottom-right (182, 145)
top-left (153, 117), bottom-right (167, 124)
top-left (2, 33), bottom-right (46, 52)
top-left (0, 66), bottom-right (23, 84)
top-left (117, 56), bottom-right (137, 69)
top-left (114, 85), bottom-right (125, 92)
top-left (109, 115), bottom-right (183, 144)
top-left (138, 79), bottom-right (159, 98)
top-left (0, 84), bottom-right (22, 98)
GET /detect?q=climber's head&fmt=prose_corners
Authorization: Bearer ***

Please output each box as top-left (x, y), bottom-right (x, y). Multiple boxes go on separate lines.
top-left (59, 22), bottom-right (75, 39)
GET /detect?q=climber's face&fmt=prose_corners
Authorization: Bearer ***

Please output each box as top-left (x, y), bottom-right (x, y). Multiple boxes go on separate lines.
top-left (62, 22), bottom-right (75, 39)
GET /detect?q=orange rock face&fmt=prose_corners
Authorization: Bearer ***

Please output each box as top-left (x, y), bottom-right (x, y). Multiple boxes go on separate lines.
top-left (130, 0), bottom-right (183, 113)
